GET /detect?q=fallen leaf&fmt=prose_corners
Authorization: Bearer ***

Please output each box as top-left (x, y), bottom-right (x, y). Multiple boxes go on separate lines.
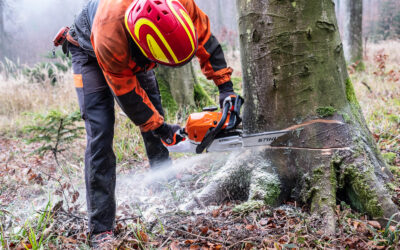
top-left (353, 221), bottom-right (360, 230)
top-left (59, 236), bottom-right (77, 244)
top-left (139, 231), bottom-right (149, 242)
top-left (71, 191), bottom-right (80, 204)
top-left (244, 242), bottom-right (254, 250)
top-left (245, 224), bottom-right (255, 231)
top-left (367, 220), bottom-right (381, 230)
top-left (200, 227), bottom-right (209, 235)
top-left (212, 209), bottom-right (220, 218)
top-left (170, 241), bottom-right (180, 250)
top-left (190, 244), bottom-right (200, 250)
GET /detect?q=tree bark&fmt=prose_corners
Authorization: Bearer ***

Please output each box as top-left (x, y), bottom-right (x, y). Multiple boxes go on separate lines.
top-left (0, 0), bottom-right (5, 59)
top-left (155, 63), bottom-right (196, 107)
top-left (183, 0), bottom-right (398, 235)
top-left (348, 0), bottom-right (363, 64)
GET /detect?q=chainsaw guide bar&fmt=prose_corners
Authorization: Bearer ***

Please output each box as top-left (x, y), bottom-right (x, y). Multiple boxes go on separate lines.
top-left (167, 95), bottom-right (290, 154)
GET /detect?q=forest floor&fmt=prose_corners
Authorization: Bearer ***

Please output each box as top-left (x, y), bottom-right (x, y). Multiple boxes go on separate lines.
top-left (0, 41), bottom-right (400, 249)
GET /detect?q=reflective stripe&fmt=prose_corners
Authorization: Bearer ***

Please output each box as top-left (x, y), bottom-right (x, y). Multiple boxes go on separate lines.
top-left (146, 34), bottom-right (170, 64)
top-left (133, 18), bottom-right (179, 63)
top-left (167, 0), bottom-right (196, 61)
top-left (74, 74), bottom-right (83, 88)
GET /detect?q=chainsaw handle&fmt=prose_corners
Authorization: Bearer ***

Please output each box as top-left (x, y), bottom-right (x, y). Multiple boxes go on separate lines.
top-left (226, 95), bottom-right (244, 130)
top-left (195, 101), bottom-right (231, 154)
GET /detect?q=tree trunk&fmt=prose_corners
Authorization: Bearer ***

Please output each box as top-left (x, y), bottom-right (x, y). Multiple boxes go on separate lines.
top-left (0, 0), bottom-right (5, 59)
top-left (155, 63), bottom-right (196, 108)
top-left (348, 0), bottom-right (363, 64)
top-left (183, 0), bottom-right (398, 235)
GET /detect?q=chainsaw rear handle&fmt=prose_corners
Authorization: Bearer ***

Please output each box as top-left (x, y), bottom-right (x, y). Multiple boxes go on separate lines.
top-left (195, 95), bottom-right (244, 154)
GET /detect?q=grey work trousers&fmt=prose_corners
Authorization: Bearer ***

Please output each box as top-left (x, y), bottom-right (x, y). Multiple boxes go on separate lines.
top-left (69, 44), bottom-right (169, 234)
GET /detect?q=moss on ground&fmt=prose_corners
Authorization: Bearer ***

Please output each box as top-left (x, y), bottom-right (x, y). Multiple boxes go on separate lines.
top-left (232, 200), bottom-right (265, 214)
top-left (249, 172), bottom-right (281, 206)
top-left (382, 152), bottom-right (397, 165)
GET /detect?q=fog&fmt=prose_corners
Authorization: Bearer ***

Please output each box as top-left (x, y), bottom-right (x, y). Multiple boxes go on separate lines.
top-left (3, 0), bottom-right (388, 64)
top-left (3, 0), bottom-right (239, 64)
top-left (5, 0), bottom-right (86, 63)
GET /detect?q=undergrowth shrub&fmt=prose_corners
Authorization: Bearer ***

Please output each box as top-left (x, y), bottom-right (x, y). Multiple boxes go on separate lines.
top-left (22, 52), bottom-right (71, 86)
top-left (0, 51), bottom-right (71, 85)
top-left (24, 109), bottom-right (84, 166)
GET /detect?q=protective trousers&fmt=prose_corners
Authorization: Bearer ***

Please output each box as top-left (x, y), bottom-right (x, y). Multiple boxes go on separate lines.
top-left (69, 44), bottom-right (170, 234)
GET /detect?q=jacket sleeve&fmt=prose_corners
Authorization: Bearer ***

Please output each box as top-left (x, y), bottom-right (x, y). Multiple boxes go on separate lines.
top-left (91, 23), bottom-right (164, 132)
top-left (181, 0), bottom-right (233, 86)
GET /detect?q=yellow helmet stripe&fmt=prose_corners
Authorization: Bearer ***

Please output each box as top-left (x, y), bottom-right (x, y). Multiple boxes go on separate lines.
top-left (180, 9), bottom-right (196, 41)
top-left (166, 0), bottom-right (196, 62)
top-left (146, 34), bottom-right (170, 64)
top-left (134, 18), bottom-right (179, 63)
top-left (125, 8), bottom-right (149, 58)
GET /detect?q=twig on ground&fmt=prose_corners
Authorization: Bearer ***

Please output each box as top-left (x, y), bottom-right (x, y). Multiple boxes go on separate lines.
top-left (163, 224), bottom-right (232, 245)
top-left (116, 217), bottom-right (141, 223)
top-left (361, 81), bottom-right (373, 93)
top-left (228, 237), bottom-right (257, 249)
top-left (35, 169), bottom-right (71, 211)
top-left (159, 232), bottom-right (174, 248)
top-left (57, 210), bottom-right (87, 221)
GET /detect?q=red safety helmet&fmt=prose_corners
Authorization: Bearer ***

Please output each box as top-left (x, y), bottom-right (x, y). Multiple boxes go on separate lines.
top-left (125, 0), bottom-right (198, 67)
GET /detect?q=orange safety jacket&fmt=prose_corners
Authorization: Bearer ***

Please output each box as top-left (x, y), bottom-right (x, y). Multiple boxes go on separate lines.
top-left (73, 0), bottom-right (233, 132)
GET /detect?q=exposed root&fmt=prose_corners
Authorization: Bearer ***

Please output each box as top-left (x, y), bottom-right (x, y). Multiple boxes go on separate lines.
top-left (182, 142), bottom-right (399, 235)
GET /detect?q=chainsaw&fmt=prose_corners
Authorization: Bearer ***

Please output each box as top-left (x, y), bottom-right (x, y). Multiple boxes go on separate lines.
top-left (167, 95), bottom-right (290, 154)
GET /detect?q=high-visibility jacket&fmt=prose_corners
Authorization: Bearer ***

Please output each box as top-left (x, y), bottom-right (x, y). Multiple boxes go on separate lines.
top-left (70, 0), bottom-right (232, 132)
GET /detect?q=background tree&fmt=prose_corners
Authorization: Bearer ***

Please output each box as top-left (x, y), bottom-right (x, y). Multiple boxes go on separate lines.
top-left (156, 63), bottom-right (196, 108)
top-left (377, 0), bottom-right (400, 40)
top-left (348, 0), bottom-right (363, 65)
top-left (0, 0), bottom-right (5, 59)
top-left (334, 0), bottom-right (363, 63)
top-left (155, 62), bottom-right (215, 120)
top-left (186, 0), bottom-right (399, 235)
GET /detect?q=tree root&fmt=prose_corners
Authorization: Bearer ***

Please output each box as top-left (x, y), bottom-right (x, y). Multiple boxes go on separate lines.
top-left (182, 145), bottom-right (399, 235)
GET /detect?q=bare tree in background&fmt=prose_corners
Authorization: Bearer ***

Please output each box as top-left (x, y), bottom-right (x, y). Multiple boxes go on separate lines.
top-left (348, 0), bottom-right (363, 64)
top-left (156, 63), bottom-right (196, 107)
top-left (0, 0), bottom-right (5, 59)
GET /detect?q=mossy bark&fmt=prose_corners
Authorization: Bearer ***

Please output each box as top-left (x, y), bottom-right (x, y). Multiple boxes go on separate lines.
top-left (183, 0), bottom-right (398, 235)
top-left (155, 63), bottom-right (196, 107)
top-left (155, 62), bottom-right (214, 109)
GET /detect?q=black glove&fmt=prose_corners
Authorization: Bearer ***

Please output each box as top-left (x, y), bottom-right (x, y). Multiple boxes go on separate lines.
top-left (154, 123), bottom-right (185, 146)
top-left (218, 81), bottom-right (236, 108)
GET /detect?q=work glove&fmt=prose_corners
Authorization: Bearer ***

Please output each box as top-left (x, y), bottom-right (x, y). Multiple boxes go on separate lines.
top-left (218, 81), bottom-right (236, 108)
top-left (154, 123), bottom-right (186, 146)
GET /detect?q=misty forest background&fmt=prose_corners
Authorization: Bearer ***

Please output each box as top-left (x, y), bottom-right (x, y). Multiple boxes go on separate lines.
top-left (0, 0), bottom-right (400, 249)
top-left (0, 0), bottom-right (399, 63)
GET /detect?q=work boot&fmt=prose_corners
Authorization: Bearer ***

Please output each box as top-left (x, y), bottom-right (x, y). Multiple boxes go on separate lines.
top-left (90, 231), bottom-right (114, 249)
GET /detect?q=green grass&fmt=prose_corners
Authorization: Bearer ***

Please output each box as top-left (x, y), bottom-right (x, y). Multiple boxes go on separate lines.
top-left (1, 200), bottom-right (54, 250)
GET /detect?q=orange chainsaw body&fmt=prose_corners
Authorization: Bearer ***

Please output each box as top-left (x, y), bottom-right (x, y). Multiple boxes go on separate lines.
top-left (185, 111), bottom-right (231, 143)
